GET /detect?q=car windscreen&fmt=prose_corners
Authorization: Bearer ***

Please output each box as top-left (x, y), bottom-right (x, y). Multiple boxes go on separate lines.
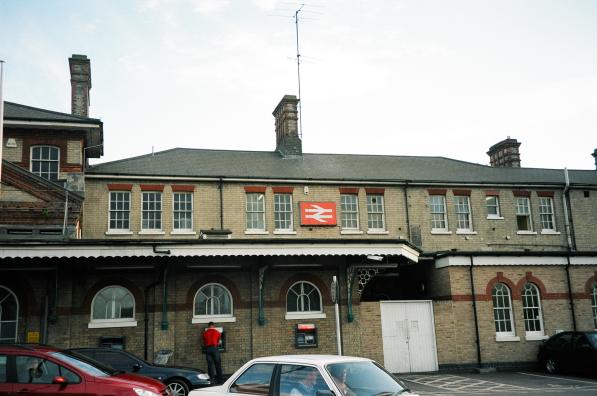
top-left (325, 361), bottom-right (409, 396)
top-left (586, 333), bottom-right (597, 347)
top-left (50, 351), bottom-right (117, 377)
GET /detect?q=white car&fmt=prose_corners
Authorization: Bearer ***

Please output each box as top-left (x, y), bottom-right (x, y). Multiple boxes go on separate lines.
top-left (189, 355), bottom-right (418, 396)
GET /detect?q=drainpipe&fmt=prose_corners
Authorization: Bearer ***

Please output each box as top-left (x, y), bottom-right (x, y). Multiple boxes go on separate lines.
top-left (403, 181), bottom-right (411, 241)
top-left (161, 265), bottom-right (169, 330)
top-left (219, 178), bottom-right (224, 229)
top-left (562, 168), bottom-right (577, 330)
top-left (62, 191), bottom-right (69, 237)
top-left (469, 256), bottom-right (482, 367)
top-left (144, 269), bottom-right (162, 360)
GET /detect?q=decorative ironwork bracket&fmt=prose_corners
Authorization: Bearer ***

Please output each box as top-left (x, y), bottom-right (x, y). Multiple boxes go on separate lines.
top-left (258, 265), bottom-right (268, 325)
top-left (346, 265), bottom-right (385, 322)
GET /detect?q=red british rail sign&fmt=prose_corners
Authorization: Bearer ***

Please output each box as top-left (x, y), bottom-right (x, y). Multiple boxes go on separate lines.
top-left (300, 202), bottom-right (337, 226)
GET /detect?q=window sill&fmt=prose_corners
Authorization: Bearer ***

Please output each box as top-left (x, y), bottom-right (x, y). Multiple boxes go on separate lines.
top-left (487, 216), bottom-right (504, 220)
top-left (456, 230), bottom-right (477, 235)
top-left (139, 230), bottom-right (165, 235)
top-left (105, 230), bottom-right (133, 236)
top-left (431, 230), bottom-right (452, 235)
top-left (540, 230), bottom-right (560, 235)
top-left (367, 230), bottom-right (389, 235)
top-left (341, 230), bottom-right (364, 235)
top-left (273, 230), bottom-right (297, 235)
top-left (192, 316), bottom-right (236, 324)
top-left (525, 334), bottom-right (549, 341)
top-left (285, 312), bottom-right (327, 320)
top-left (516, 231), bottom-right (537, 235)
top-left (170, 230), bottom-right (197, 235)
top-left (495, 335), bottom-right (520, 342)
top-left (245, 230), bottom-right (269, 235)
top-left (88, 320), bottom-right (137, 329)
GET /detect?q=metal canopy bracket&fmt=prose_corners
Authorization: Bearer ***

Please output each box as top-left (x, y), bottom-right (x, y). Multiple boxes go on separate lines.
top-left (258, 265), bottom-right (268, 326)
top-left (346, 264), bottom-right (387, 322)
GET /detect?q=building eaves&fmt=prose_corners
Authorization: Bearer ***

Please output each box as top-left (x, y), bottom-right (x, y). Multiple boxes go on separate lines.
top-left (3, 101), bottom-right (102, 125)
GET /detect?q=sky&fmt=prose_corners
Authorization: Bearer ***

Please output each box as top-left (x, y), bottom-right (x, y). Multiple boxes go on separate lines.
top-left (1, 0), bottom-right (596, 170)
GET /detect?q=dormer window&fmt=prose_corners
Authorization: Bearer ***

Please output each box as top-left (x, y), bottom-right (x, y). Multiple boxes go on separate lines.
top-left (31, 146), bottom-right (59, 181)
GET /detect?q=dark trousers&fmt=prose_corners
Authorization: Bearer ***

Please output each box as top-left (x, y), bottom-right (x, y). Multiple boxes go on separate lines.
top-left (205, 346), bottom-right (223, 384)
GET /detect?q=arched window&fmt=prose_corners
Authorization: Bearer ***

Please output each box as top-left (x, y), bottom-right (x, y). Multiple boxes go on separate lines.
top-left (492, 283), bottom-right (515, 338)
top-left (193, 283), bottom-right (234, 323)
top-left (0, 286), bottom-right (19, 343)
top-left (89, 286), bottom-right (136, 328)
top-left (30, 146), bottom-right (60, 181)
top-left (521, 283), bottom-right (545, 337)
top-left (591, 283), bottom-right (597, 329)
top-left (286, 281), bottom-right (325, 320)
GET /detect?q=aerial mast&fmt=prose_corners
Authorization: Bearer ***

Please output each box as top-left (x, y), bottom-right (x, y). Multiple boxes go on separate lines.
top-left (294, 4), bottom-right (304, 139)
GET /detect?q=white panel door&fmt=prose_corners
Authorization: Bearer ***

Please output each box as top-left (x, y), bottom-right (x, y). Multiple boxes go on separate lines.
top-left (380, 301), bottom-right (438, 373)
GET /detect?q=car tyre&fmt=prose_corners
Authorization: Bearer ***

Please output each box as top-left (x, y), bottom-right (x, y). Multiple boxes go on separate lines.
top-left (545, 357), bottom-right (557, 374)
top-left (166, 379), bottom-right (190, 396)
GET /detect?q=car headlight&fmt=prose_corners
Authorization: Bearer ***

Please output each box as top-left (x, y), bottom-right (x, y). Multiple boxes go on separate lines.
top-left (133, 388), bottom-right (160, 396)
top-left (197, 373), bottom-right (210, 380)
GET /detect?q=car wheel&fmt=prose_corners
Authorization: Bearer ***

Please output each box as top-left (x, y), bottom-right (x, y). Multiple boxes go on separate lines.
top-left (545, 357), bottom-right (557, 374)
top-left (166, 379), bottom-right (189, 396)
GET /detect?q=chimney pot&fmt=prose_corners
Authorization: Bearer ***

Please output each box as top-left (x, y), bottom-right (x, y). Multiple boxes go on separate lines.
top-left (487, 137), bottom-right (521, 168)
top-left (272, 95), bottom-right (302, 158)
top-left (69, 54), bottom-right (91, 117)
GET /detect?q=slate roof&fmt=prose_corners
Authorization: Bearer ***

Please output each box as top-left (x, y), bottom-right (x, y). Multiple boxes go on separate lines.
top-left (3, 101), bottom-right (102, 124)
top-left (87, 148), bottom-right (597, 186)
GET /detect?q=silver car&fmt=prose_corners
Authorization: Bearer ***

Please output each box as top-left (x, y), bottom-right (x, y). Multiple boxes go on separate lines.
top-left (189, 354), bottom-right (418, 396)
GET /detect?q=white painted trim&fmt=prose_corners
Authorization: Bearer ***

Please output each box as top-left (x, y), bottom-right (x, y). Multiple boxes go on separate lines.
top-left (105, 230), bottom-right (133, 236)
top-left (5, 120), bottom-right (100, 129)
top-left (273, 230), bottom-right (297, 235)
top-left (435, 255), bottom-right (597, 268)
top-left (525, 334), bottom-right (549, 341)
top-left (487, 216), bottom-right (504, 220)
top-left (285, 312), bottom-right (326, 320)
top-left (495, 335), bottom-right (520, 342)
top-left (340, 230), bottom-right (364, 235)
top-left (192, 316), bottom-right (236, 324)
top-left (431, 230), bottom-right (452, 235)
top-left (88, 320), bottom-right (137, 329)
top-left (0, 242), bottom-right (420, 262)
top-left (456, 230), bottom-right (477, 235)
top-left (367, 230), bottom-right (389, 235)
top-left (244, 230), bottom-right (269, 235)
top-left (516, 231), bottom-right (538, 235)
top-left (170, 230), bottom-right (197, 235)
top-left (540, 230), bottom-right (561, 235)
top-left (138, 230), bottom-right (165, 235)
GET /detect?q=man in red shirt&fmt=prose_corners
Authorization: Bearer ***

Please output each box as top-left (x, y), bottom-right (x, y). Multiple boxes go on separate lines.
top-left (202, 321), bottom-right (223, 384)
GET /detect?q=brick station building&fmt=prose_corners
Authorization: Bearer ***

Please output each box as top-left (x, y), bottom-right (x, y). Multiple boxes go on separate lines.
top-left (2, 55), bottom-right (597, 374)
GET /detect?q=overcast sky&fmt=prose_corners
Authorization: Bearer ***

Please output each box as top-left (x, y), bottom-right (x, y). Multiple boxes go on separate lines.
top-left (1, 0), bottom-right (596, 170)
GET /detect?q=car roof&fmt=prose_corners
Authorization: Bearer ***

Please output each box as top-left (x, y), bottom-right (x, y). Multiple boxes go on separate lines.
top-left (0, 344), bottom-right (61, 353)
top-left (248, 355), bottom-right (372, 365)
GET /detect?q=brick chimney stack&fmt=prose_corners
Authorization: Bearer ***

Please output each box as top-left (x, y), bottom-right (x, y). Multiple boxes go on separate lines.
top-left (592, 148), bottom-right (597, 170)
top-left (69, 54), bottom-right (91, 117)
top-left (273, 95), bottom-right (302, 158)
top-left (487, 137), bottom-right (521, 168)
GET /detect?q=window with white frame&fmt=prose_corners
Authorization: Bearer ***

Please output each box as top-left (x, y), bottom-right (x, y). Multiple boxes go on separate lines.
top-left (142, 192), bottom-right (162, 230)
top-left (492, 283), bottom-right (515, 337)
top-left (90, 286), bottom-right (136, 328)
top-left (109, 191), bottom-right (130, 231)
top-left (341, 194), bottom-right (360, 230)
top-left (287, 281), bottom-right (323, 315)
top-left (173, 192), bottom-right (193, 231)
top-left (591, 283), bottom-right (597, 329)
top-left (193, 283), bottom-right (233, 321)
top-left (31, 146), bottom-right (60, 181)
top-left (430, 195), bottom-right (448, 231)
top-left (486, 196), bottom-right (501, 218)
top-left (274, 193), bottom-right (293, 230)
top-left (539, 197), bottom-right (556, 231)
top-left (454, 195), bottom-right (472, 231)
top-left (516, 197), bottom-right (533, 231)
top-left (366, 194), bottom-right (385, 230)
top-left (522, 283), bottom-right (544, 336)
top-left (246, 193), bottom-right (265, 230)
top-left (0, 285), bottom-right (19, 343)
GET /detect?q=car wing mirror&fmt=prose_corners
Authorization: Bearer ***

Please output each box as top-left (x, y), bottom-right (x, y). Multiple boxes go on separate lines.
top-left (132, 363), bottom-right (143, 372)
top-left (316, 390), bottom-right (335, 396)
top-left (53, 376), bottom-right (68, 385)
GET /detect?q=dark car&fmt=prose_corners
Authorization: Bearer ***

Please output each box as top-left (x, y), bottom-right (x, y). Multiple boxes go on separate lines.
top-left (538, 331), bottom-right (597, 374)
top-left (69, 347), bottom-right (210, 396)
top-left (0, 344), bottom-right (168, 395)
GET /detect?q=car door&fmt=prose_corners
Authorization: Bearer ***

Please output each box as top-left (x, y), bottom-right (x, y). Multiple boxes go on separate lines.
top-left (13, 354), bottom-right (86, 395)
top-left (0, 354), bottom-right (13, 395)
top-left (228, 363), bottom-right (276, 396)
top-left (572, 333), bottom-right (595, 373)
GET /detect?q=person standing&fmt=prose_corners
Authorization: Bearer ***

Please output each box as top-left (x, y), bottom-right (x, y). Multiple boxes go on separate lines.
top-left (202, 321), bottom-right (223, 384)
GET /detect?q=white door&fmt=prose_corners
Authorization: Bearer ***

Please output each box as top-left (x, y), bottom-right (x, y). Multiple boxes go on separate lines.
top-left (380, 301), bottom-right (438, 373)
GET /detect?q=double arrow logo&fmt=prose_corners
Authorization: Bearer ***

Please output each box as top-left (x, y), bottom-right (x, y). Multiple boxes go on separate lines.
top-left (304, 204), bottom-right (333, 223)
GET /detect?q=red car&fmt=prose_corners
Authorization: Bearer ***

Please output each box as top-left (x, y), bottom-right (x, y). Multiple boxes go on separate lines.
top-left (0, 344), bottom-right (170, 395)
